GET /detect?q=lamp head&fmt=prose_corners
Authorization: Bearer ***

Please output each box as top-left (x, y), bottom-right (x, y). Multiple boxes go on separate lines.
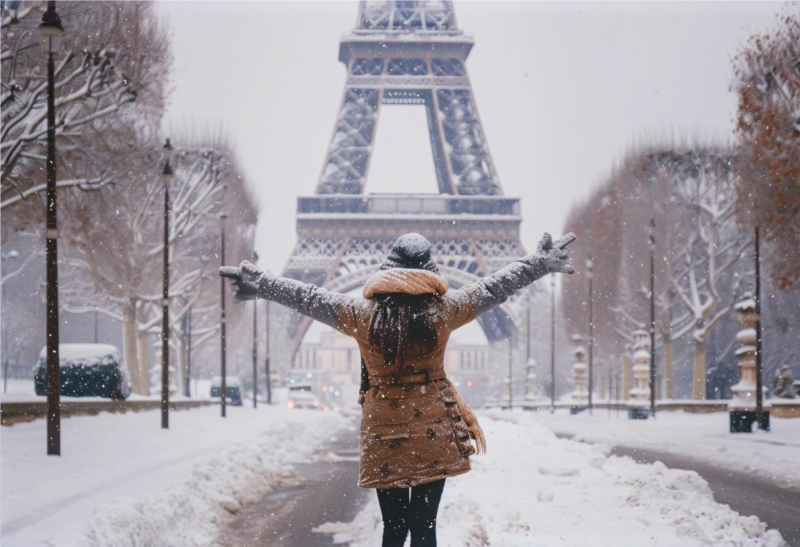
top-left (162, 161), bottom-right (173, 181)
top-left (38, 2), bottom-right (64, 52)
top-left (162, 138), bottom-right (174, 162)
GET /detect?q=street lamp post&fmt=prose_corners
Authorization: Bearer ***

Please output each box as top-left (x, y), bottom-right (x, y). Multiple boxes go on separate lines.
top-left (649, 219), bottom-right (657, 418)
top-left (507, 334), bottom-right (513, 410)
top-left (184, 304), bottom-right (192, 397)
top-left (550, 276), bottom-right (556, 413)
top-left (265, 299), bottom-right (272, 405)
top-left (39, 0), bottom-right (64, 456)
top-left (607, 363), bottom-right (612, 417)
top-left (252, 252), bottom-right (259, 409)
top-left (219, 212), bottom-right (228, 418)
top-left (587, 254), bottom-right (594, 415)
top-left (754, 226), bottom-right (765, 429)
top-left (2, 250), bottom-right (19, 393)
top-left (160, 139), bottom-right (173, 430)
top-left (526, 304), bottom-right (531, 363)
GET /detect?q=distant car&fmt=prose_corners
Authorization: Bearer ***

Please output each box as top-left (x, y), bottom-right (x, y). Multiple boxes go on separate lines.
top-left (210, 376), bottom-right (243, 406)
top-left (34, 344), bottom-right (131, 400)
top-left (288, 383), bottom-right (320, 410)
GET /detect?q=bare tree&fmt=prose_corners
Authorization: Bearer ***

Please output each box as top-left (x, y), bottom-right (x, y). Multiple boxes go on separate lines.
top-left (563, 143), bottom-right (756, 400)
top-left (1, 1), bottom-right (171, 226)
top-left (59, 138), bottom-right (256, 395)
top-left (662, 151), bottom-right (751, 399)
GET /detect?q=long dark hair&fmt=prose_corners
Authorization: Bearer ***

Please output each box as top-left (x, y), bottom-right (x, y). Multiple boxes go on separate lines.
top-left (367, 293), bottom-right (439, 367)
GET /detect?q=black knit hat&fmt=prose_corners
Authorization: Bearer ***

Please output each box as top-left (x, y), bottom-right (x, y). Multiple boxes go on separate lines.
top-left (380, 233), bottom-right (439, 273)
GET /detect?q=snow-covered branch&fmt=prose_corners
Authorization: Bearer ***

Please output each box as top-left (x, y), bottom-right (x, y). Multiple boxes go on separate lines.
top-left (1, 246), bottom-right (42, 286)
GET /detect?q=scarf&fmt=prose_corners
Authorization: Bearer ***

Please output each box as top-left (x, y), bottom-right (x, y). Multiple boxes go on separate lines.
top-left (363, 268), bottom-right (449, 298)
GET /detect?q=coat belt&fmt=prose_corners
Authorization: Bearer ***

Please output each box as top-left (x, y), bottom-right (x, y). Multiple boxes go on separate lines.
top-left (369, 368), bottom-right (447, 386)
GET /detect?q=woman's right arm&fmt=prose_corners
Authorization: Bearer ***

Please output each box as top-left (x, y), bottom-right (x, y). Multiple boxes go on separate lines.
top-left (220, 261), bottom-right (359, 331)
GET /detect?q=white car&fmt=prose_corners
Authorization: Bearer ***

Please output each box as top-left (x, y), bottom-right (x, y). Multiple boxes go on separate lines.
top-left (287, 384), bottom-right (320, 410)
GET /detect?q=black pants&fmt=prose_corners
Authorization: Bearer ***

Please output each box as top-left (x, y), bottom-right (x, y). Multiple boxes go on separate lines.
top-left (377, 479), bottom-right (446, 547)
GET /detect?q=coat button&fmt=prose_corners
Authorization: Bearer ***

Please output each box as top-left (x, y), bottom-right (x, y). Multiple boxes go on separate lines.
top-left (413, 408), bottom-right (423, 418)
top-left (381, 462), bottom-right (391, 477)
top-left (427, 428), bottom-right (436, 440)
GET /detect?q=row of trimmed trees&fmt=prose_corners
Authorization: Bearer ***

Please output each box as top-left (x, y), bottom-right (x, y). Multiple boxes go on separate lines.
top-left (560, 8), bottom-right (799, 400)
top-left (1, 2), bottom-right (258, 394)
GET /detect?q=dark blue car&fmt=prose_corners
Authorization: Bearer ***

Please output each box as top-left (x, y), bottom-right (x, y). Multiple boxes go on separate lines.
top-left (34, 344), bottom-right (131, 400)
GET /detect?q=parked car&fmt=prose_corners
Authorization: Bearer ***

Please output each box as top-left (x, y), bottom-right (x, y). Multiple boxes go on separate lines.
top-left (34, 344), bottom-right (131, 400)
top-left (210, 376), bottom-right (243, 406)
top-left (287, 383), bottom-right (320, 410)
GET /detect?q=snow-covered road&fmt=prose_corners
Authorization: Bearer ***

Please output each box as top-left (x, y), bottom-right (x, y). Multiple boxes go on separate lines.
top-left (316, 412), bottom-right (787, 546)
top-left (1, 406), bottom-right (790, 546)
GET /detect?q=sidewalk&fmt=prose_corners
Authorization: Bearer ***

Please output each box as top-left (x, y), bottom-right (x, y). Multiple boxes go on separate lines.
top-left (1, 404), bottom-right (347, 546)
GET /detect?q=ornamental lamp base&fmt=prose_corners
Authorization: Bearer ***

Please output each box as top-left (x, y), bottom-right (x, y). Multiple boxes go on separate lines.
top-left (628, 408), bottom-right (650, 420)
top-left (729, 410), bottom-right (771, 433)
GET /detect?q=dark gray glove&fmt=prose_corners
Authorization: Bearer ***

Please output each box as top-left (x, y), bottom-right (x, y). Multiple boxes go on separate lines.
top-left (219, 260), bottom-right (264, 303)
top-left (521, 232), bottom-right (576, 275)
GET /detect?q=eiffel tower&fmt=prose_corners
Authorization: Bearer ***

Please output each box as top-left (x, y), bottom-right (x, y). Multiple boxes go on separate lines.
top-left (282, 0), bottom-right (530, 356)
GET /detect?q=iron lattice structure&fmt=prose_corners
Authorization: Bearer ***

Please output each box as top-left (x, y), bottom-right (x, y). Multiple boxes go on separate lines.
top-left (282, 0), bottom-right (532, 356)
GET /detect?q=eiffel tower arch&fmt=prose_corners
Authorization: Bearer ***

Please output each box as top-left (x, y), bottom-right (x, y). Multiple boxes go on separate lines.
top-left (281, 0), bottom-right (532, 358)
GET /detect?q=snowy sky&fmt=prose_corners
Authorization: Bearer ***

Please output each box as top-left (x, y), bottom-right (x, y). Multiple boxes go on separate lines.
top-left (158, 0), bottom-right (779, 274)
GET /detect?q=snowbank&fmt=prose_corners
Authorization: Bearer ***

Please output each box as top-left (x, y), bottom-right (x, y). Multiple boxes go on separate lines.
top-left (37, 343), bottom-right (121, 361)
top-left (0, 377), bottom-right (213, 403)
top-left (1, 405), bottom-right (348, 546)
top-left (527, 410), bottom-right (800, 491)
top-left (316, 413), bottom-right (785, 546)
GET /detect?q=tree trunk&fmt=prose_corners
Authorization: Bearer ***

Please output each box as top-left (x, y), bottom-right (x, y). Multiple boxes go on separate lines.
top-left (622, 353), bottom-right (631, 400)
top-left (599, 372), bottom-right (607, 402)
top-left (664, 337), bottom-right (674, 399)
top-left (136, 332), bottom-right (150, 395)
top-left (175, 332), bottom-right (187, 397)
top-left (135, 302), bottom-right (150, 396)
top-left (122, 299), bottom-right (145, 394)
top-left (692, 337), bottom-right (706, 400)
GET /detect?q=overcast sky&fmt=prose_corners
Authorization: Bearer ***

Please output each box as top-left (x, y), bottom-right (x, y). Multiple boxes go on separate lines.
top-left (158, 0), bottom-right (779, 279)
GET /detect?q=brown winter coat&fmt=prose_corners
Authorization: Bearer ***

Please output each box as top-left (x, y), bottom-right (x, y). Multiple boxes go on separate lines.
top-left (254, 256), bottom-right (549, 489)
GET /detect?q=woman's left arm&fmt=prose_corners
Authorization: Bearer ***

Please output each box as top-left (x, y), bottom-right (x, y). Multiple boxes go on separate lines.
top-left (449, 232), bottom-right (575, 322)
